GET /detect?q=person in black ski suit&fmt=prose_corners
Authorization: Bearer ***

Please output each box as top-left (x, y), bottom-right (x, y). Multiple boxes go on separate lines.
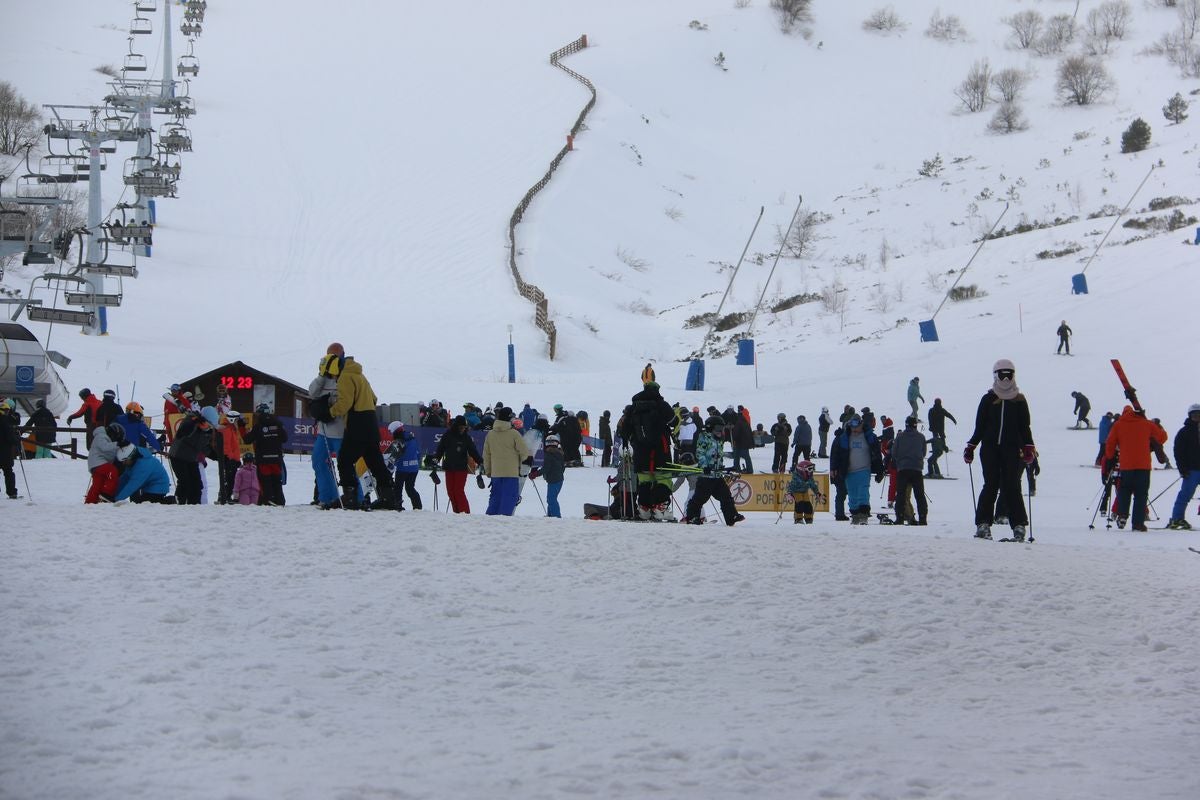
top-left (240, 404), bottom-right (289, 505)
top-left (0, 400), bottom-right (22, 498)
top-left (169, 408), bottom-right (219, 504)
top-left (963, 359), bottom-right (1036, 541)
top-left (599, 409), bottom-right (614, 468)
top-left (926, 398), bottom-right (957, 477)
top-left (549, 405), bottom-right (583, 466)
top-left (770, 413), bottom-right (792, 473)
top-left (1071, 391), bottom-right (1092, 429)
top-left (827, 424), bottom-right (848, 520)
top-left (93, 389), bottom-right (123, 430)
top-left (1056, 320), bottom-right (1072, 355)
top-left (618, 382), bottom-right (676, 516)
top-left (22, 399), bottom-right (57, 458)
top-left (728, 408), bottom-right (754, 473)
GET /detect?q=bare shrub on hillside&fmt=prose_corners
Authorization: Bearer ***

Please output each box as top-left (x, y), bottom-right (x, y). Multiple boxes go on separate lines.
top-left (947, 284), bottom-right (986, 302)
top-left (0, 81), bottom-right (41, 155)
top-left (1035, 14), bottom-right (1077, 55)
top-left (954, 59), bottom-right (992, 112)
top-left (820, 279), bottom-right (847, 314)
top-left (1005, 10), bottom-right (1043, 49)
top-left (926, 9), bottom-right (968, 42)
top-left (1057, 56), bottom-right (1113, 105)
top-left (777, 208), bottom-right (830, 259)
top-left (988, 102), bottom-right (1029, 134)
top-left (1180, 0), bottom-right (1200, 39)
top-left (615, 247), bottom-right (650, 272)
top-left (734, 0), bottom-right (752, 8)
top-left (1085, 1), bottom-right (1132, 54)
top-left (863, 6), bottom-right (906, 33)
top-left (991, 67), bottom-right (1029, 103)
top-left (94, 64), bottom-right (119, 78)
top-left (770, 0), bottom-right (812, 34)
top-left (1088, 1), bottom-right (1133, 41)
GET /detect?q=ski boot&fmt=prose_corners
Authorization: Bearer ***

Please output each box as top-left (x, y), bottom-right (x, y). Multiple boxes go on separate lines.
top-left (1116, 515), bottom-right (1128, 530)
top-left (1167, 518), bottom-right (1193, 530)
top-left (974, 523), bottom-right (992, 540)
top-left (850, 510), bottom-right (869, 525)
top-left (1010, 525), bottom-right (1026, 543)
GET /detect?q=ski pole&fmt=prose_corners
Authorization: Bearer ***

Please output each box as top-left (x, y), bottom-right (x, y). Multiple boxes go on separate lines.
top-left (967, 460), bottom-right (977, 517)
top-left (528, 475), bottom-right (546, 513)
top-left (16, 447), bottom-right (32, 502)
top-left (1087, 473), bottom-right (1116, 529)
top-left (1148, 475), bottom-right (1181, 508)
top-left (1027, 484), bottom-right (1035, 543)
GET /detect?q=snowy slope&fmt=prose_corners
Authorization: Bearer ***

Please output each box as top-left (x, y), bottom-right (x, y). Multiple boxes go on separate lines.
top-left (2, 1), bottom-right (1200, 797)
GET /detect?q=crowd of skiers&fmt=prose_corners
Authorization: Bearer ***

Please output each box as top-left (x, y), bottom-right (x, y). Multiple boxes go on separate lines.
top-left (4, 345), bottom-right (1198, 533)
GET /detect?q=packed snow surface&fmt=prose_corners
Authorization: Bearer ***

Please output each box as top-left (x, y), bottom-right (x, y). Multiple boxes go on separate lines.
top-left (3, 460), bottom-right (1200, 799)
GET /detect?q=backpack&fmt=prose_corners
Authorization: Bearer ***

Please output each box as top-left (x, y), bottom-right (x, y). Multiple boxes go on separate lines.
top-left (309, 394), bottom-right (334, 424)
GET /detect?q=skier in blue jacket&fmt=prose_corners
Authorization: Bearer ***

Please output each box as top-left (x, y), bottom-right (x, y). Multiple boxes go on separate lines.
top-left (385, 421), bottom-right (423, 510)
top-left (115, 402), bottom-right (162, 453)
top-left (113, 444), bottom-right (172, 502)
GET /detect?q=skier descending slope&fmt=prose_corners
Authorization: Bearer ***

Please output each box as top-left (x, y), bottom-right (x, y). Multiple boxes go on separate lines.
top-left (963, 359), bottom-right (1036, 542)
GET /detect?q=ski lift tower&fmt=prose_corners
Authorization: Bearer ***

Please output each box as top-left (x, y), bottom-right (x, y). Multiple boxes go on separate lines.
top-left (40, 104), bottom-right (145, 335)
top-left (54, 0), bottom-right (178, 336)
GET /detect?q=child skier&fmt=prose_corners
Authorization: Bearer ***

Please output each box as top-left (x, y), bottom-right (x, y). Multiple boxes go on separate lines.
top-left (232, 452), bottom-right (261, 506)
top-left (787, 459), bottom-right (823, 524)
top-left (385, 421), bottom-right (423, 511)
top-left (541, 433), bottom-right (565, 517)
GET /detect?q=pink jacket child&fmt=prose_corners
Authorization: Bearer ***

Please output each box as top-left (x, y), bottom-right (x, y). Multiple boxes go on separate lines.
top-left (232, 457), bottom-right (261, 505)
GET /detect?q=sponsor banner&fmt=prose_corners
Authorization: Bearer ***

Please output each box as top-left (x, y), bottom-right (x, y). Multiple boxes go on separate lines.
top-left (726, 472), bottom-right (830, 513)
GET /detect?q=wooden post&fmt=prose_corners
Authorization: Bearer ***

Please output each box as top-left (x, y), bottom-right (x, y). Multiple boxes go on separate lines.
top-left (567, 134), bottom-right (574, 151)
top-left (581, 34), bottom-right (588, 48)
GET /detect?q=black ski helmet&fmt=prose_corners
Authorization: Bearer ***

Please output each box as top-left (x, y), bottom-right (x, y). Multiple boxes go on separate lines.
top-left (105, 422), bottom-right (126, 443)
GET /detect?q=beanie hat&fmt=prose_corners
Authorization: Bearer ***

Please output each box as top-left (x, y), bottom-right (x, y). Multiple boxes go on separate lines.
top-left (200, 406), bottom-right (220, 427)
top-left (387, 421), bottom-right (404, 435)
top-left (451, 415), bottom-right (467, 427)
top-left (545, 434), bottom-right (560, 446)
top-left (905, 416), bottom-right (918, 427)
top-left (512, 418), bottom-right (524, 430)
top-left (497, 407), bottom-right (513, 422)
top-left (1189, 403), bottom-right (1200, 414)
top-left (993, 358), bottom-right (1016, 373)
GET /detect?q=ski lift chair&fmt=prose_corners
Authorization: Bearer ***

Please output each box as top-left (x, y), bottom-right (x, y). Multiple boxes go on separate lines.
top-left (0, 211), bottom-right (31, 242)
top-left (23, 274), bottom-right (96, 327)
top-left (124, 51), bottom-right (147, 73)
top-left (177, 55), bottom-right (199, 77)
top-left (13, 174), bottom-right (62, 206)
top-left (135, 0), bottom-right (157, 12)
top-left (130, 15), bottom-right (152, 35)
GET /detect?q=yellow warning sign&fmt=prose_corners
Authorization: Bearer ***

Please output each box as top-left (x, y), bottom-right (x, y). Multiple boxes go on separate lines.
top-left (727, 473), bottom-right (830, 513)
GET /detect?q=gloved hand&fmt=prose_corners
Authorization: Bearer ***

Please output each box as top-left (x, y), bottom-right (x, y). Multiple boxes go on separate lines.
top-left (874, 472), bottom-right (884, 484)
top-left (1022, 444), bottom-right (1036, 465)
top-left (231, 493), bottom-right (239, 501)
top-left (429, 470), bottom-right (441, 485)
top-left (963, 443), bottom-right (976, 464)
top-left (529, 467), bottom-right (541, 480)
top-left (476, 473), bottom-right (486, 489)
top-left (424, 455), bottom-right (438, 470)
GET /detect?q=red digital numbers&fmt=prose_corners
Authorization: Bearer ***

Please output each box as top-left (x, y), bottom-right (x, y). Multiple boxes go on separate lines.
top-left (219, 375), bottom-right (254, 389)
